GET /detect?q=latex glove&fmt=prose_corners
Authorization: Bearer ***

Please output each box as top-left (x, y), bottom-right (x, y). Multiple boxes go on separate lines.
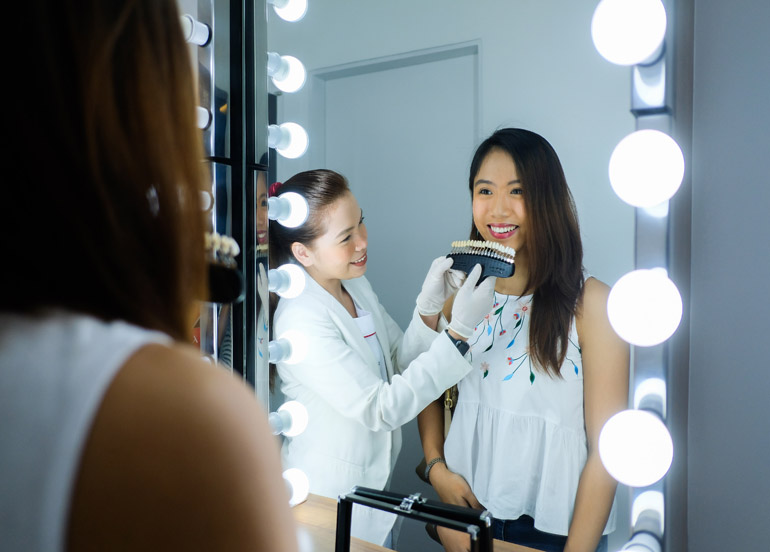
top-left (449, 264), bottom-right (496, 339)
top-left (416, 256), bottom-right (466, 316)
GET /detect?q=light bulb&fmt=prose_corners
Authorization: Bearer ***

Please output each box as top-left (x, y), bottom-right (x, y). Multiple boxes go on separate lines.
top-left (268, 122), bottom-right (309, 159)
top-left (622, 532), bottom-right (662, 552)
top-left (283, 468), bottom-right (310, 506)
top-left (279, 400), bottom-right (309, 436)
top-left (609, 129), bottom-right (684, 208)
top-left (591, 0), bottom-right (667, 66)
top-left (632, 491), bottom-right (665, 535)
top-left (196, 106), bottom-right (212, 130)
top-left (267, 191), bottom-right (309, 228)
top-left (608, 268), bottom-right (683, 347)
top-left (268, 329), bottom-right (309, 364)
top-left (267, 52), bottom-right (307, 93)
top-left (268, 0), bottom-right (308, 22)
top-left (180, 14), bottom-right (211, 46)
top-left (599, 409), bottom-right (673, 487)
top-left (268, 263), bottom-right (306, 298)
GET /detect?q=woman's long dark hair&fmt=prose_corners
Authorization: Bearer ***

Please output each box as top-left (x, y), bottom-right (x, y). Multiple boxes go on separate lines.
top-left (268, 169), bottom-right (351, 389)
top-left (468, 129), bottom-right (584, 377)
top-left (4, 0), bottom-right (207, 340)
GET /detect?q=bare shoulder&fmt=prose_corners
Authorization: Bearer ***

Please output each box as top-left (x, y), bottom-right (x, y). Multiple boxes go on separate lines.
top-left (67, 343), bottom-right (298, 551)
top-left (576, 276), bottom-right (611, 333)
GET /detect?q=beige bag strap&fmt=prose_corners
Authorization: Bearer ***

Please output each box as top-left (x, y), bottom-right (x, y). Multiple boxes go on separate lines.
top-left (443, 386), bottom-right (454, 439)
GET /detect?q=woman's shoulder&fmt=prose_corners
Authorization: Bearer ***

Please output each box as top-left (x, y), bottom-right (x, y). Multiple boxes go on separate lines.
top-left (67, 342), bottom-right (297, 550)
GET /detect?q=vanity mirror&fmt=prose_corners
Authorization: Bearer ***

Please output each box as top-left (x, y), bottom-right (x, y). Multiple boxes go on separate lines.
top-left (266, 1), bottom-right (636, 550)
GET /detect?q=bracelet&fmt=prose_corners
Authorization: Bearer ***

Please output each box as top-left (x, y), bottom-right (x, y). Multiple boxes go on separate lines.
top-left (424, 456), bottom-right (446, 483)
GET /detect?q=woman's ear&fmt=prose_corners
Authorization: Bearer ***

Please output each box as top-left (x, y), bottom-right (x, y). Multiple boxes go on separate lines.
top-left (291, 242), bottom-right (313, 268)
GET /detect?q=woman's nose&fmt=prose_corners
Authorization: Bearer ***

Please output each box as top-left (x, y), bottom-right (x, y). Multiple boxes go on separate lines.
top-left (491, 194), bottom-right (511, 216)
top-left (355, 227), bottom-right (368, 250)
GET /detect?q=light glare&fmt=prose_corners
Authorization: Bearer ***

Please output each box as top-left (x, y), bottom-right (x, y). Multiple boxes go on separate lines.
top-left (592, 0), bottom-right (667, 66)
top-left (599, 409), bottom-right (673, 487)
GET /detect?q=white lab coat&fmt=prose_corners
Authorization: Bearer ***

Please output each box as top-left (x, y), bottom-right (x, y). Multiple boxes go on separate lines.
top-left (274, 268), bottom-right (471, 545)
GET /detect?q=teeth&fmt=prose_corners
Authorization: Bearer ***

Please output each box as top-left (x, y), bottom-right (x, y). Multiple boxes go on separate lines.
top-left (352, 254), bottom-right (366, 263)
top-left (490, 225), bottom-right (517, 233)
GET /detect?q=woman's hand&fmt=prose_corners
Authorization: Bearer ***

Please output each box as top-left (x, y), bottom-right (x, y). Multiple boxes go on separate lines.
top-left (437, 525), bottom-right (471, 552)
top-left (416, 256), bottom-right (466, 316)
top-left (429, 463), bottom-right (482, 509)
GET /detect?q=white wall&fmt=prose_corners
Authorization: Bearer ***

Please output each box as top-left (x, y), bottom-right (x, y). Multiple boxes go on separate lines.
top-left (687, 1), bottom-right (770, 549)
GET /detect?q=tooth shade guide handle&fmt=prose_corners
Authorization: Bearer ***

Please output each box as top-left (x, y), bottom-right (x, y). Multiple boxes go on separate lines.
top-left (447, 253), bottom-right (515, 283)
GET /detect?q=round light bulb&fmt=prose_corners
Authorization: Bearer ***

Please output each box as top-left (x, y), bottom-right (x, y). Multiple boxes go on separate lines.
top-left (269, 0), bottom-right (308, 22)
top-left (268, 191), bottom-right (309, 228)
top-left (271, 55), bottom-right (306, 93)
top-left (599, 409), bottom-right (673, 487)
top-left (180, 14), bottom-right (211, 46)
top-left (269, 263), bottom-right (306, 298)
top-left (268, 122), bottom-right (309, 159)
top-left (609, 130), bottom-right (684, 208)
top-left (608, 268), bottom-right (683, 347)
top-left (282, 468), bottom-right (310, 506)
top-left (591, 0), bottom-right (667, 66)
top-left (278, 400), bottom-right (309, 437)
top-left (270, 328), bottom-right (308, 365)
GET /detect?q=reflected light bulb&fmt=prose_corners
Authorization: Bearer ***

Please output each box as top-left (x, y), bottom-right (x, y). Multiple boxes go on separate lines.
top-left (268, 0), bottom-right (308, 22)
top-left (268, 122), bottom-right (309, 159)
top-left (279, 400), bottom-right (309, 437)
top-left (180, 14), bottom-right (211, 46)
top-left (283, 468), bottom-right (310, 506)
top-left (622, 532), bottom-right (662, 552)
top-left (599, 409), bottom-right (673, 487)
top-left (267, 191), bottom-right (309, 228)
top-left (268, 329), bottom-right (309, 364)
top-left (609, 129), bottom-right (684, 208)
top-left (608, 268), bottom-right (683, 347)
top-left (267, 52), bottom-right (306, 93)
top-left (591, 0), bottom-right (667, 66)
top-left (268, 263), bottom-right (306, 298)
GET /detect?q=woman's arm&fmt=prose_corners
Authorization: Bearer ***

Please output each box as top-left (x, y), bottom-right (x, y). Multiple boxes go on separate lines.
top-left (67, 343), bottom-right (298, 552)
top-left (275, 300), bottom-right (472, 432)
top-left (565, 278), bottom-right (630, 552)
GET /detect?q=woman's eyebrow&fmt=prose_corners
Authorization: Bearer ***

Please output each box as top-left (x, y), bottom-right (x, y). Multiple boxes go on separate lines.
top-left (474, 178), bottom-right (521, 187)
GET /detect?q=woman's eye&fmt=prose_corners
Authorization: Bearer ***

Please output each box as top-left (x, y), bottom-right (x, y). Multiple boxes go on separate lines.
top-left (341, 235), bottom-right (351, 243)
top-left (511, 188), bottom-right (523, 195)
top-left (477, 188), bottom-right (492, 195)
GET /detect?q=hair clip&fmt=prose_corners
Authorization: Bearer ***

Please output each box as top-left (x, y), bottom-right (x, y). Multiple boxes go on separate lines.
top-left (448, 240), bottom-right (516, 282)
top-left (269, 181), bottom-right (283, 197)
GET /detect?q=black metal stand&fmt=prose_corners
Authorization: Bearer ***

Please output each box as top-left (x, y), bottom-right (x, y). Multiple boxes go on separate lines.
top-left (335, 487), bottom-right (493, 552)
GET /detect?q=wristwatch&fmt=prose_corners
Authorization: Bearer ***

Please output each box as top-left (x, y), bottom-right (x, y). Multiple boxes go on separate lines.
top-left (445, 329), bottom-right (470, 356)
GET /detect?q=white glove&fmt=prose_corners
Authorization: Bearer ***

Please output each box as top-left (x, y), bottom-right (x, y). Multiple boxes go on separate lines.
top-left (449, 264), bottom-right (496, 339)
top-left (416, 256), bottom-right (467, 316)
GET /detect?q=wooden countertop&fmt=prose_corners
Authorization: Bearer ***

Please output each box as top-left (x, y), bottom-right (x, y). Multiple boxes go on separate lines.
top-left (293, 493), bottom-right (538, 552)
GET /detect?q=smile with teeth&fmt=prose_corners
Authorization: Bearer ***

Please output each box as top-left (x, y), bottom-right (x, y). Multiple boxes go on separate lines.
top-left (351, 253), bottom-right (367, 265)
top-left (489, 224), bottom-right (518, 237)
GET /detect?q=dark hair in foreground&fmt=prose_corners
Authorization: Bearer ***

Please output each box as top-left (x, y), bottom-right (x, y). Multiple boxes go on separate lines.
top-left (468, 128), bottom-right (584, 377)
top-left (268, 169), bottom-right (351, 388)
top-left (4, 0), bottom-right (207, 340)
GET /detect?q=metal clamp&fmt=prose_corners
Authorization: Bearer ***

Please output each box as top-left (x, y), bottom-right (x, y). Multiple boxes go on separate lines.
top-left (396, 492), bottom-right (426, 513)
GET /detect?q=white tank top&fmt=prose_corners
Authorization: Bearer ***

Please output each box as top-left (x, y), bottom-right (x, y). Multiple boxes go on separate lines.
top-left (0, 311), bottom-right (170, 551)
top-left (443, 290), bottom-right (616, 536)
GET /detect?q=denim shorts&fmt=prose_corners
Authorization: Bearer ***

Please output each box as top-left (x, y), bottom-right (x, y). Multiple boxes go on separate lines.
top-left (492, 516), bottom-right (608, 552)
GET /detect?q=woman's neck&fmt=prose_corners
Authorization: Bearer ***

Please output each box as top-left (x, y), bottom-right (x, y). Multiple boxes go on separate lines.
top-left (308, 271), bottom-right (357, 317)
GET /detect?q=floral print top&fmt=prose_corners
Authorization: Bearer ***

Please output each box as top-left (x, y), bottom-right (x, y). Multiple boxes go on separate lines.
top-left (443, 289), bottom-right (616, 537)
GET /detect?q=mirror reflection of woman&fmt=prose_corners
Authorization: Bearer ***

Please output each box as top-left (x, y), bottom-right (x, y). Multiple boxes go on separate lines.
top-left (419, 129), bottom-right (630, 552)
top-left (269, 170), bottom-right (495, 547)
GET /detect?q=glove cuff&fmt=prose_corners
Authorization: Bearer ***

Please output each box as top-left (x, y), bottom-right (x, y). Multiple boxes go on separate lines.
top-left (448, 320), bottom-right (475, 340)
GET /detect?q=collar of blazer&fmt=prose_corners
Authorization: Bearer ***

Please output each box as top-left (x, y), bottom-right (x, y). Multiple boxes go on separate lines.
top-left (288, 265), bottom-right (395, 379)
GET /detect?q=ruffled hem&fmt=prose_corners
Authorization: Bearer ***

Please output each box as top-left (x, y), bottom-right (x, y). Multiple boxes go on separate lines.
top-left (444, 401), bottom-right (616, 536)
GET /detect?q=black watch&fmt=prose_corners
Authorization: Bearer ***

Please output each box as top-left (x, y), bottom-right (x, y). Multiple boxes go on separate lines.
top-left (445, 329), bottom-right (470, 356)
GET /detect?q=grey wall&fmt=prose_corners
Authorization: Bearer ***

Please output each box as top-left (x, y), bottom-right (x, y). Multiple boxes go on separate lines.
top-left (687, 0), bottom-right (770, 549)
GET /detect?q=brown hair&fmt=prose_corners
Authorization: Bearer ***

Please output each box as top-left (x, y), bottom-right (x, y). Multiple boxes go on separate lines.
top-left (4, 0), bottom-right (207, 340)
top-left (468, 129), bottom-right (584, 377)
top-left (267, 169), bottom-right (351, 389)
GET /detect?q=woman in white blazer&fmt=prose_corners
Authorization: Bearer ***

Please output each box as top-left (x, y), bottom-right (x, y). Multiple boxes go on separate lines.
top-left (269, 169), bottom-right (495, 546)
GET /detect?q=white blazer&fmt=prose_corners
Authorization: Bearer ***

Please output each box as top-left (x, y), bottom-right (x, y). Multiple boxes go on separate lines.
top-left (274, 269), bottom-right (472, 545)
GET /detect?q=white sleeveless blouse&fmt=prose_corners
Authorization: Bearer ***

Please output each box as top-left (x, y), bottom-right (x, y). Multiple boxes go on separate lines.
top-left (0, 312), bottom-right (170, 551)
top-left (443, 291), bottom-right (616, 536)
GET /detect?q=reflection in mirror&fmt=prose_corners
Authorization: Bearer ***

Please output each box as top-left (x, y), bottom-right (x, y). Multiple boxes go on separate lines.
top-left (269, 1), bottom-right (636, 550)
